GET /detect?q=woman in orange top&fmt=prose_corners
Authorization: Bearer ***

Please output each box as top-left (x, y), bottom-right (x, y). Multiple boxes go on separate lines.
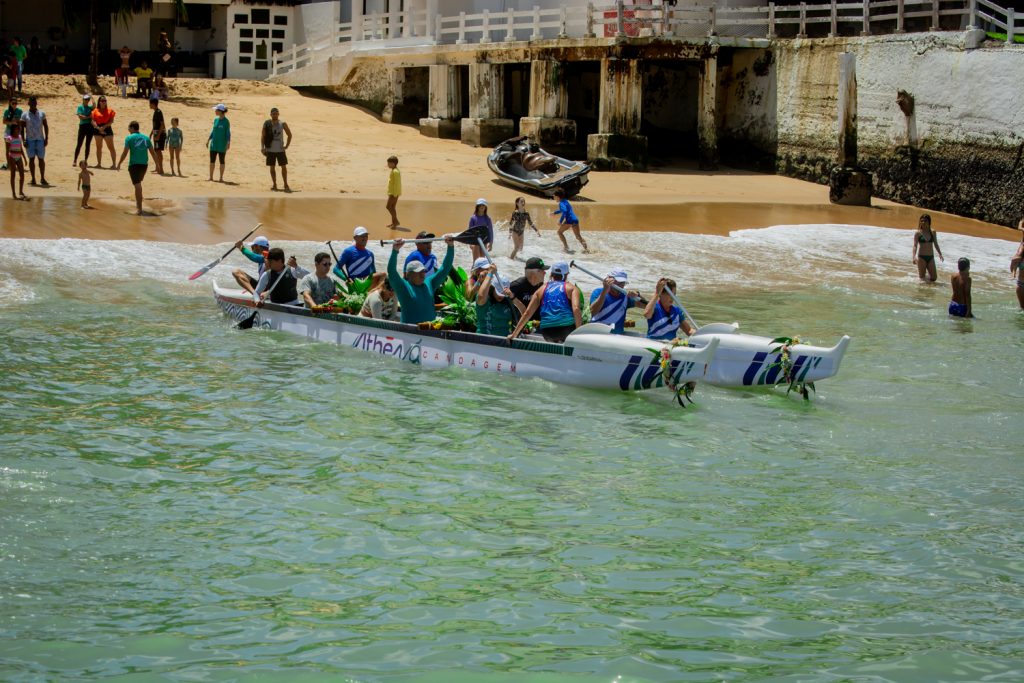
top-left (91, 96), bottom-right (117, 169)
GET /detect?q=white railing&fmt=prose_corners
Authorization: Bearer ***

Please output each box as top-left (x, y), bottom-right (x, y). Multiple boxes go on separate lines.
top-left (273, 0), bottom-right (1022, 77)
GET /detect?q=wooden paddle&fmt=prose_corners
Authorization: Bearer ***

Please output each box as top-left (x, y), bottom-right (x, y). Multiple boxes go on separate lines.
top-left (188, 223), bottom-right (261, 281)
top-left (379, 224), bottom-right (489, 247)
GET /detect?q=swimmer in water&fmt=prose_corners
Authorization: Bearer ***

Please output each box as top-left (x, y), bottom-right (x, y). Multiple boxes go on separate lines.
top-left (949, 257), bottom-right (973, 318)
top-left (912, 214), bottom-right (943, 282)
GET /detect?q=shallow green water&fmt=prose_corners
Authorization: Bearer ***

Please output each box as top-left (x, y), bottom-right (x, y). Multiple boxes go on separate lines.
top-left (1, 231), bottom-right (1023, 682)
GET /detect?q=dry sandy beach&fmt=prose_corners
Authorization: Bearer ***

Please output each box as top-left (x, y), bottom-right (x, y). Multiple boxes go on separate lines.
top-left (1, 74), bottom-right (1017, 244)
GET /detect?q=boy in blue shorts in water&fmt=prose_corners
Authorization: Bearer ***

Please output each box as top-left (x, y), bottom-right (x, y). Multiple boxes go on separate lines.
top-left (949, 257), bottom-right (973, 318)
top-left (551, 188), bottom-right (589, 254)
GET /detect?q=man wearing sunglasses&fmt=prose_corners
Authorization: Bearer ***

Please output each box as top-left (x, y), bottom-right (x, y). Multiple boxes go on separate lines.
top-left (299, 252), bottom-right (336, 308)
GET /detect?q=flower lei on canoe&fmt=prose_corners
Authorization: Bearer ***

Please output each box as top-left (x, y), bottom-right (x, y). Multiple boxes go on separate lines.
top-left (647, 337), bottom-right (696, 408)
top-left (767, 336), bottom-right (815, 401)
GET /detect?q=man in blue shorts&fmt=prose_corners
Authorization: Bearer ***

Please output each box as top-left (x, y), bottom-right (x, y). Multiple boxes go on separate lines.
top-left (115, 120), bottom-right (153, 215)
top-left (21, 97), bottom-right (47, 186)
top-left (335, 226), bottom-right (376, 282)
top-left (949, 257), bottom-right (973, 318)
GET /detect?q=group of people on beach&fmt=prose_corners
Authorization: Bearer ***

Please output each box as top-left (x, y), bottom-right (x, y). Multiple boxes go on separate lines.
top-left (227, 220), bottom-right (691, 344)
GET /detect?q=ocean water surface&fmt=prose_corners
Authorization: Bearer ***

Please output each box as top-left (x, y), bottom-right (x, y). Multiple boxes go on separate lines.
top-left (1, 225), bottom-right (1022, 682)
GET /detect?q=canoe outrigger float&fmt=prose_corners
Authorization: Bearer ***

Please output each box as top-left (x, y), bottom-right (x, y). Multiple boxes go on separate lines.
top-left (213, 283), bottom-right (851, 398)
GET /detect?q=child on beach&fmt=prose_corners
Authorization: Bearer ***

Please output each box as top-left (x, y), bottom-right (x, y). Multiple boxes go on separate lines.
top-left (551, 188), bottom-right (588, 254)
top-left (949, 257), bottom-right (973, 318)
top-left (167, 117), bottom-right (183, 176)
top-left (77, 160), bottom-right (93, 208)
top-left (6, 126), bottom-right (26, 199)
top-left (386, 155), bottom-right (401, 228)
top-left (508, 196), bottom-right (540, 260)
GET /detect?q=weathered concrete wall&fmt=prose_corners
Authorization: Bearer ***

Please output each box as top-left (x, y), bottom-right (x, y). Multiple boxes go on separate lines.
top-left (724, 33), bottom-right (1024, 226)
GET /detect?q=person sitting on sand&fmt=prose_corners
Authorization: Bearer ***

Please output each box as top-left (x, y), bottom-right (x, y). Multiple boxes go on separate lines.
top-left (253, 248), bottom-right (300, 306)
top-left (361, 277), bottom-right (400, 321)
top-left (299, 252), bottom-right (336, 308)
top-left (590, 268), bottom-right (642, 334)
top-left (912, 213), bottom-right (944, 282)
top-left (949, 257), bottom-right (973, 318)
top-left (386, 235), bottom-right (455, 325)
top-left (508, 261), bottom-right (581, 344)
top-left (335, 227), bottom-right (376, 282)
top-left (644, 278), bottom-right (694, 340)
top-left (134, 62), bottom-right (153, 99)
top-left (232, 236), bottom-right (270, 295)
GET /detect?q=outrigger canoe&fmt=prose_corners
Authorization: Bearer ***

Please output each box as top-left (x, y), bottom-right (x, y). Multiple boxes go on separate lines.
top-left (213, 282), bottom-right (718, 393)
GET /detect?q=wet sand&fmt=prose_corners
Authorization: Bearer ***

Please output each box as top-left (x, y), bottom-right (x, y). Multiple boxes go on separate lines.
top-left (0, 75), bottom-right (1019, 245)
top-left (1, 195), bottom-right (1016, 245)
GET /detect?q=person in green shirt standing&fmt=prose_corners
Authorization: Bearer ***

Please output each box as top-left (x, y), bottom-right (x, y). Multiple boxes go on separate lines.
top-left (207, 103), bottom-right (230, 182)
top-left (73, 94), bottom-right (94, 167)
top-left (11, 38), bottom-right (27, 92)
top-left (116, 120), bottom-right (154, 216)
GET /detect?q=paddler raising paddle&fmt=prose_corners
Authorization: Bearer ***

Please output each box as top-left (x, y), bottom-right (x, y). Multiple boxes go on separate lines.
top-left (387, 234), bottom-right (456, 325)
top-left (232, 235), bottom-right (270, 296)
top-left (644, 278), bottom-right (695, 340)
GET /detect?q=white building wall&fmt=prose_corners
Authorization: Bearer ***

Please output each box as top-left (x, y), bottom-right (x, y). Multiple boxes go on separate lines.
top-left (294, 1), bottom-right (342, 44)
top-left (226, 2), bottom-right (295, 80)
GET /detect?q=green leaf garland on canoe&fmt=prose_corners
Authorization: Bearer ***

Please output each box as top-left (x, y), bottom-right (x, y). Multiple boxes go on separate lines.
top-left (647, 337), bottom-right (695, 408)
top-left (767, 336), bottom-right (816, 401)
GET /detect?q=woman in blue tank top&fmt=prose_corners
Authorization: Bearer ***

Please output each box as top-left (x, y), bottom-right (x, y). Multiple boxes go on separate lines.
top-left (644, 278), bottom-right (694, 340)
top-left (508, 261), bottom-right (581, 343)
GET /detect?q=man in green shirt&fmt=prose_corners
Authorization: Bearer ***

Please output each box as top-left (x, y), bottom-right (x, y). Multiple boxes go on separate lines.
top-left (387, 235), bottom-right (455, 325)
top-left (116, 120), bottom-right (154, 215)
top-left (11, 38), bottom-right (27, 92)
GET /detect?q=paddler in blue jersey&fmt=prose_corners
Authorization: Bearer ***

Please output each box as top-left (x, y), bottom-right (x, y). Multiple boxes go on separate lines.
top-left (335, 226), bottom-right (376, 282)
top-left (232, 235), bottom-right (270, 296)
top-left (507, 261), bottom-right (581, 343)
top-left (387, 234), bottom-right (455, 324)
top-left (589, 268), bottom-right (641, 334)
top-left (644, 278), bottom-right (695, 340)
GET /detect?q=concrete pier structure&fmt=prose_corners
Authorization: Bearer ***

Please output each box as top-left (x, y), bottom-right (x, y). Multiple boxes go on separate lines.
top-left (420, 65), bottom-right (463, 139)
top-left (520, 60), bottom-right (575, 148)
top-left (461, 62), bottom-right (515, 147)
top-left (587, 58), bottom-right (647, 171)
top-left (697, 55), bottom-right (719, 170)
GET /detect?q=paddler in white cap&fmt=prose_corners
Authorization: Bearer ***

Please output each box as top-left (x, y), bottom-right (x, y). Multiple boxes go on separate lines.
top-left (232, 235), bottom-right (271, 295)
top-left (334, 226), bottom-right (376, 282)
top-left (589, 267), bottom-right (642, 334)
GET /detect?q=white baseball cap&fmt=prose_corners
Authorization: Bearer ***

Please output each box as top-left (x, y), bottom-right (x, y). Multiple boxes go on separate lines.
top-left (492, 274), bottom-right (511, 298)
top-left (471, 257), bottom-right (490, 271)
top-left (251, 236), bottom-right (270, 248)
top-left (405, 260), bottom-right (426, 273)
top-left (212, 103), bottom-right (228, 112)
top-left (475, 198), bottom-right (488, 207)
top-left (82, 93), bottom-right (92, 100)
top-left (353, 226), bottom-right (369, 237)
top-left (608, 268), bottom-right (628, 283)
top-left (551, 261), bottom-right (570, 276)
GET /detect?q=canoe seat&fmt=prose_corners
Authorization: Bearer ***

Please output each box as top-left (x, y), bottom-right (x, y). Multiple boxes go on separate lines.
top-left (522, 152), bottom-right (558, 173)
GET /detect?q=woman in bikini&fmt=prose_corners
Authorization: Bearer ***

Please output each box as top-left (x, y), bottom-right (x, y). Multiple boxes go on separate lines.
top-left (912, 213), bottom-right (943, 282)
top-left (1010, 229), bottom-right (1024, 310)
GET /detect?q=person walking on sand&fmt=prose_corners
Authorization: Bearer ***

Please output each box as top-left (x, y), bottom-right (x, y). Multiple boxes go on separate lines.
top-left (385, 155), bottom-right (401, 227)
top-left (21, 96), bottom-right (47, 186)
top-left (261, 107), bottom-right (291, 191)
top-left (116, 120), bottom-right (154, 216)
top-left (91, 96), bottom-right (116, 168)
top-left (77, 160), bottom-right (94, 209)
top-left (207, 103), bottom-right (230, 182)
top-left (551, 188), bottom-right (588, 254)
top-left (1010, 231), bottom-right (1024, 310)
top-left (948, 257), bottom-right (973, 319)
top-left (149, 97), bottom-right (166, 174)
top-left (508, 196), bottom-right (539, 260)
top-left (73, 93), bottom-right (94, 167)
top-left (912, 213), bottom-right (944, 282)
top-left (167, 117), bottom-right (183, 176)
top-left (6, 125), bottom-right (26, 200)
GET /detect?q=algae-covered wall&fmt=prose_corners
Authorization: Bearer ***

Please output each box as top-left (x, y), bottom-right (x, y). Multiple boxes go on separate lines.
top-left (724, 33), bottom-right (1024, 226)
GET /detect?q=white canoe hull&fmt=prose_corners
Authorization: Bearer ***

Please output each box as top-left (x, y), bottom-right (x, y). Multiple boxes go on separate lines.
top-left (213, 283), bottom-right (718, 393)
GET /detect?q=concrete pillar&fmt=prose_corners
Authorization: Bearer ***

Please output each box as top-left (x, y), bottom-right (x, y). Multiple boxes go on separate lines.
top-left (587, 58), bottom-right (647, 171)
top-left (461, 62), bottom-right (514, 147)
top-left (830, 52), bottom-right (873, 206)
top-left (520, 59), bottom-right (576, 148)
top-left (383, 68), bottom-right (416, 125)
top-left (351, 0), bottom-right (364, 41)
top-left (697, 54), bottom-right (719, 170)
top-left (419, 65), bottom-right (462, 139)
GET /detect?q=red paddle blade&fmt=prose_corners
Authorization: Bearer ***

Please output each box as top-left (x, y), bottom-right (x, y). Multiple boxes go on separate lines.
top-left (188, 261), bottom-right (217, 281)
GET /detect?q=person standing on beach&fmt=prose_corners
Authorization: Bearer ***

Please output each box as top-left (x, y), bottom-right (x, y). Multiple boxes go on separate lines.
top-left (948, 258), bottom-right (973, 318)
top-left (21, 96), bottom-right (47, 186)
top-left (207, 103), bottom-right (230, 182)
top-left (90, 96), bottom-right (116, 169)
top-left (1010, 232), bottom-right (1024, 310)
top-left (116, 120), bottom-right (153, 216)
top-left (551, 188), bottom-right (589, 254)
top-left (912, 214), bottom-right (944, 282)
top-left (261, 107), bottom-right (291, 191)
top-left (77, 160), bottom-right (93, 209)
top-left (166, 117), bottom-right (182, 176)
top-left (468, 198), bottom-right (493, 261)
top-left (6, 125), bottom-right (26, 199)
top-left (73, 93), bottom-right (94, 167)
top-left (10, 38), bottom-right (26, 93)
top-left (149, 97), bottom-right (166, 175)
top-left (386, 155), bottom-right (400, 228)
